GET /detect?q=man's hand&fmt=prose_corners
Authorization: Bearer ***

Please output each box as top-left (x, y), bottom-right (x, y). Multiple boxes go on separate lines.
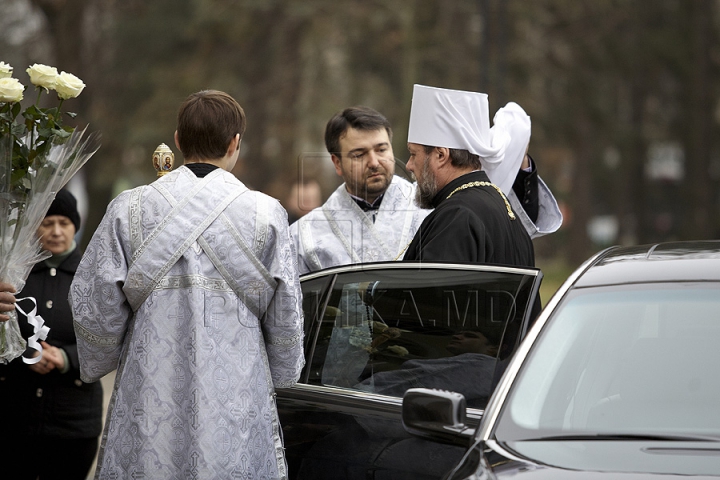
top-left (521, 144), bottom-right (531, 170)
top-left (0, 281), bottom-right (17, 322)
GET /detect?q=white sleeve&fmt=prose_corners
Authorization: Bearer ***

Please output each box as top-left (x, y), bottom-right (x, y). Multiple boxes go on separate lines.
top-left (70, 194), bottom-right (133, 383)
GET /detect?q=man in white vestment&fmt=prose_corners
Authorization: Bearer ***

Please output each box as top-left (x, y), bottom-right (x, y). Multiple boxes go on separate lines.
top-left (70, 90), bottom-right (304, 480)
top-left (290, 106), bottom-right (562, 274)
top-left (291, 106), bottom-right (425, 273)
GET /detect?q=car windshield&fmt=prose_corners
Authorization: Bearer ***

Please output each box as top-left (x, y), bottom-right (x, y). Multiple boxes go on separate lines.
top-left (495, 282), bottom-right (720, 441)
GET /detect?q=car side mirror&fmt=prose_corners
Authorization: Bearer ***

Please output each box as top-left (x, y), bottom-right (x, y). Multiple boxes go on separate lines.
top-left (402, 388), bottom-right (474, 446)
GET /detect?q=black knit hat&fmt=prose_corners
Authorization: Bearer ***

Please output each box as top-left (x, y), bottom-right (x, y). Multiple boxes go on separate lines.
top-left (46, 189), bottom-right (81, 232)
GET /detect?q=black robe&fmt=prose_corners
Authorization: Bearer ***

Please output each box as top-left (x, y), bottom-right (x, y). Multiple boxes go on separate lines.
top-left (403, 170), bottom-right (535, 268)
top-left (0, 247), bottom-right (104, 440)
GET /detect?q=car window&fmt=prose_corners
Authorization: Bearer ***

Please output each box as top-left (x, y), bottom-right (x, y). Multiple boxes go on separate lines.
top-left (496, 283), bottom-right (720, 440)
top-left (299, 275), bottom-right (333, 370)
top-left (301, 266), bottom-right (538, 408)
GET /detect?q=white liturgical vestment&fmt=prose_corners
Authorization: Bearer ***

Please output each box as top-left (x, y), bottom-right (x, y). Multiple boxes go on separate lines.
top-left (290, 176), bottom-right (430, 274)
top-left (290, 174), bottom-right (561, 274)
top-left (71, 166), bottom-right (304, 480)
top-left (508, 176), bottom-right (562, 239)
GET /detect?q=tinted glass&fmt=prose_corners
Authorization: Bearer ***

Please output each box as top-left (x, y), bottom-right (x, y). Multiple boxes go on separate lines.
top-left (496, 283), bottom-right (720, 439)
top-left (303, 267), bottom-right (537, 408)
top-left (299, 275), bottom-right (332, 374)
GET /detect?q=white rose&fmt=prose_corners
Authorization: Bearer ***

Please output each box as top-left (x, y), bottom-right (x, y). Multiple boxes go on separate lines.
top-left (55, 71), bottom-right (85, 100)
top-left (0, 77), bottom-right (25, 103)
top-left (26, 64), bottom-right (58, 91)
top-left (0, 62), bottom-right (13, 79)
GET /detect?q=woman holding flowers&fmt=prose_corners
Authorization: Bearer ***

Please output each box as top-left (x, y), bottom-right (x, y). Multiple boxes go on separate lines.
top-left (0, 61), bottom-right (100, 477)
top-left (0, 189), bottom-right (103, 480)
top-left (0, 61), bottom-right (98, 365)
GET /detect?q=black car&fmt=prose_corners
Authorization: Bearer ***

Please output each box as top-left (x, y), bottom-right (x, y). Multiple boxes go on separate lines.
top-left (276, 261), bottom-right (543, 479)
top-left (403, 241), bottom-right (720, 479)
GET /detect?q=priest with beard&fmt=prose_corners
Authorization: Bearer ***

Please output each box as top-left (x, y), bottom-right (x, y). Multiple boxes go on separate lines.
top-left (402, 84), bottom-right (535, 268)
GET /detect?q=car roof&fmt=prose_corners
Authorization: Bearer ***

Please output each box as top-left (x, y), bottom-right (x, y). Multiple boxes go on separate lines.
top-left (573, 240), bottom-right (720, 288)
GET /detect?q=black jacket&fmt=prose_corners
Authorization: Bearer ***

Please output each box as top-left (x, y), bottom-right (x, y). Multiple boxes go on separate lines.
top-left (0, 247), bottom-right (103, 439)
top-left (513, 155), bottom-right (539, 224)
top-left (403, 170), bottom-right (535, 268)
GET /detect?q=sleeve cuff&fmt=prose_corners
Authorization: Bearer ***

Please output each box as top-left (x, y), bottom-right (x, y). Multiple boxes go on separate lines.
top-left (59, 348), bottom-right (70, 374)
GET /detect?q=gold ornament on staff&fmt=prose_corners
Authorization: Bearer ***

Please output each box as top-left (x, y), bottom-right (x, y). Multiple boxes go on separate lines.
top-left (152, 143), bottom-right (175, 177)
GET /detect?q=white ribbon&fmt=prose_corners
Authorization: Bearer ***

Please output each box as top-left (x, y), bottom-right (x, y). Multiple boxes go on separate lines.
top-left (15, 297), bottom-right (50, 365)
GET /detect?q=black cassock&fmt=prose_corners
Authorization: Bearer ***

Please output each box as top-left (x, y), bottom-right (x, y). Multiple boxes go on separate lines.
top-left (403, 170), bottom-right (535, 268)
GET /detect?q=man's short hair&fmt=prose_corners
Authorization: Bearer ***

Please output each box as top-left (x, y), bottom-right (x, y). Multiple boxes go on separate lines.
top-left (325, 106), bottom-right (393, 158)
top-left (423, 145), bottom-right (481, 170)
top-left (177, 90), bottom-right (247, 161)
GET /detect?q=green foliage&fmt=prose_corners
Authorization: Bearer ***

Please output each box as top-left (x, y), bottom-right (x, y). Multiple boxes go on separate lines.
top-left (0, 92), bottom-right (76, 196)
top-left (5, 0), bottom-right (718, 259)
top-left (536, 257), bottom-right (576, 307)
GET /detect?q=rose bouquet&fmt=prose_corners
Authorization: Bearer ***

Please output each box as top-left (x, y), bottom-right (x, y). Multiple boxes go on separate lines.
top-left (0, 62), bottom-right (100, 363)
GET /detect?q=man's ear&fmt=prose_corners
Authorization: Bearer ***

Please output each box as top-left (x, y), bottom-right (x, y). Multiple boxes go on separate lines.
top-left (331, 154), bottom-right (343, 177)
top-left (435, 147), bottom-right (451, 167)
top-left (174, 131), bottom-right (181, 152)
top-left (226, 134), bottom-right (241, 157)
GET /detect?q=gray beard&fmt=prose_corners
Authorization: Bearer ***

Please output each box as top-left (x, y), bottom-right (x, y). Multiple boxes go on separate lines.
top-left (414, 156), bottom-right (437, 209)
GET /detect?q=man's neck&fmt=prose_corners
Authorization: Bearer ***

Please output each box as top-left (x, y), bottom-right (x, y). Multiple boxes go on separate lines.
top-left (345, 185), bottom-right (383, 206)
top-left (436, 166), bottom-right (476, 191)
top-left (347, 190), bottom-right (384, 209)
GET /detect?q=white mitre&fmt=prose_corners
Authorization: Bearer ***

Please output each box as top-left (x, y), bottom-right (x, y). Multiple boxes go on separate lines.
top-left (407, 84), bottom-right (531, 194)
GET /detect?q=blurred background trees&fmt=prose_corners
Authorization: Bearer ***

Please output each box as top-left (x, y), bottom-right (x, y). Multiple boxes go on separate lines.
top-left (1, 0), bottom-right (719, 273)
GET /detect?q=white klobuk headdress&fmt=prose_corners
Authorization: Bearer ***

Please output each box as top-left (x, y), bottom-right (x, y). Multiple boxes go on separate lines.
top-left (407, 84), bottom-right (531, 194)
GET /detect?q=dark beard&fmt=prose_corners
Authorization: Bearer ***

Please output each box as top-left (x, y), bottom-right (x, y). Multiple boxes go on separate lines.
top-left (414, 156), bottom-right (437, 209)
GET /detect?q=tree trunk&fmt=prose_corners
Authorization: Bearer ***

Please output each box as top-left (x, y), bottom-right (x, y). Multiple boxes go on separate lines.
top-left (568, 113), bottom-right (594, 264)
top-left (684, 0), bottom-right (713, 239)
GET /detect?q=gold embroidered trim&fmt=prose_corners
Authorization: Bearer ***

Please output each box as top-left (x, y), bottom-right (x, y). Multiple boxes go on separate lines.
top-left (446, 181), bottom-right (516, 220)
